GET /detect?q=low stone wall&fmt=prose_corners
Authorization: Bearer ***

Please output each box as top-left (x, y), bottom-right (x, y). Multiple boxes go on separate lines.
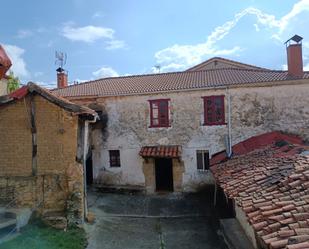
top-left (235, 204), bottom-right (257, 248)
top-left (0, 162), bottom-right (84, 225)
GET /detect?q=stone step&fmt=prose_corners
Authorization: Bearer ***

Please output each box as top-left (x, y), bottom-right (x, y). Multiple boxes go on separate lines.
top-left (0, 211), bottom-right (16, 219)
top-left (0, 217), bottom-right (16, 230)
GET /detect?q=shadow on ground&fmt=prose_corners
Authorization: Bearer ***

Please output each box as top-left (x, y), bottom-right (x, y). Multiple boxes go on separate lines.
top-left (85, 187), bottom-right (228, 249)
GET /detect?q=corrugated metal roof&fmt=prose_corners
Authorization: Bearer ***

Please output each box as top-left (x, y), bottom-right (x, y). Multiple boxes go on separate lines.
top-left (53, 68), bottom-right (309, 98)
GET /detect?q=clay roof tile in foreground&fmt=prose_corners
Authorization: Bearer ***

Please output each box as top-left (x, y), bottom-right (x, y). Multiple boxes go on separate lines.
top-left (52, 68), bottom-right (309, 98)
top-left (0, 45), bottom-right (12, 79)
top-left (0, 82), bottom-right (97, 118)
top-left (211, 132), bottom-right (309, 249)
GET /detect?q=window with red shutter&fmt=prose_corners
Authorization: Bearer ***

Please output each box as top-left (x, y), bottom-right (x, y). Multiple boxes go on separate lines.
top-left (203, 95), bottom-right (225, 125)
top-left (149, 99), bottom-right (170, 128)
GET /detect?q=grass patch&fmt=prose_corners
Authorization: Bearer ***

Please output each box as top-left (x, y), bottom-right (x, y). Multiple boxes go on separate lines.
top-left (0, 221), bottom-right (87, 249)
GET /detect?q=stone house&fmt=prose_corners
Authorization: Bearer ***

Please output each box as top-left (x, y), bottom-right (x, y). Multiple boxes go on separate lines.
top-left (0, 45), bottom-right (12, 96)
top-left (0, 82), bottom-right (97, 224)
top-left (53, 35), bottom-right (309, 194)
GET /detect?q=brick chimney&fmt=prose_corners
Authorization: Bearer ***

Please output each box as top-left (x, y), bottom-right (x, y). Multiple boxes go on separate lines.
top-left (285, 35), bottom-right (303, 77)
top-left (56, 67), bottom-right (68, 88)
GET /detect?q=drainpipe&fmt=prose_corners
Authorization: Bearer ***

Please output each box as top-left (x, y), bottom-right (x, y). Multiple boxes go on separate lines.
top-left (214, 89), bottom-right (232, 206)
top-left (83, 115), bottom-right (98, 221)
top-left (227, 88), bottom-right (232, 158)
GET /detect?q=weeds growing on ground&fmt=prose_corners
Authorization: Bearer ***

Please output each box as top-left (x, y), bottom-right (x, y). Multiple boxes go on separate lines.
top-left (0, 220), bottom-right (87, 249)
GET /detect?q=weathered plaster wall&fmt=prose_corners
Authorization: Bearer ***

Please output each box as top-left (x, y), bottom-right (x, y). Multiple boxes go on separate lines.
top-left (0, 78), bottom-right (8, 96)
top-left (235, 204), bottom-right (258, 249)
top-left (84, 81), bottom-right (309, 192)
top-left (0, 95), bottom-right (84, 222)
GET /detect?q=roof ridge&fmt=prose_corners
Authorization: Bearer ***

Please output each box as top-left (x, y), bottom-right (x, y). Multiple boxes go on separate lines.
top-left (53, 67), bottom-right (283, 91)
top-left (186, 57), bottom-right (270, 71)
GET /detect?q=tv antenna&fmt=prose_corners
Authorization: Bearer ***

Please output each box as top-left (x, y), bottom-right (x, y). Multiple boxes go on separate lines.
top-left (154, 65), bottom-right (161, 73)
top-left (55, 51), bottom-right (67, 69)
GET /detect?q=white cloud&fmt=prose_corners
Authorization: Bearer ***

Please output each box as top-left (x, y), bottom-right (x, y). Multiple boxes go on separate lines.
top-left (62, 23), bottom-right (114, 43)
top-left (154, 0), bottom-right (309, 72)
top-left (92, 66), bottom-right (119, 78)
top-left (34, 71), bottom-right (44, 78)
top-left (16, 29), bottom-right (33, 39)
top-left (36, 81), bottom-right (56, 89)
top-left (3, 44), bottom-right (29, 78)
top-left (278, 0), bottom-right (309, 33)
top-left (105, 40), bottom-right (127, 50)
top-left (92, 11), bottom-right (104, 19)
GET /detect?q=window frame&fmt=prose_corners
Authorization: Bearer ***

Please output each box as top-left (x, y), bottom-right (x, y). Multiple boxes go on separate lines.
top-left (196, 150), bottom-right (210, 171)
top-left (202, 95), bottom-right (225, 126)
top-left (109, 150), bottom-right (121, 167)
top-left (148, 99), bottom-right (170, 128)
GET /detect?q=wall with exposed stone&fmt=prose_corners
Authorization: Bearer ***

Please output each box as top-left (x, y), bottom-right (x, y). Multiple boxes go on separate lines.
top-left (74, 81), bottom-right (309, 192)
top-left (0, 78), bottom-right (8, 96)
top-left (0, 94), bottom-right (84, 224)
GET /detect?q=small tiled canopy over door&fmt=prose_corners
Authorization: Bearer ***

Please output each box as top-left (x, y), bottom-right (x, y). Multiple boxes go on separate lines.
top-left (139, 146), bottom-right (183, 193)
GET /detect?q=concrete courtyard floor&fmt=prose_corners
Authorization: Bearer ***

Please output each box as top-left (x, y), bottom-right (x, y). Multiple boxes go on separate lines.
top-left (84, 189), bottom-right (228, 249)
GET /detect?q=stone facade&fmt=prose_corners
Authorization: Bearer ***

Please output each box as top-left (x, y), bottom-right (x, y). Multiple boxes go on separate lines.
top-left (0, 78), bottom-right (8, 96)
top-left (0, 94), bottom-right (84, 223)
top-left (69, 80), bottom-right (309, 193)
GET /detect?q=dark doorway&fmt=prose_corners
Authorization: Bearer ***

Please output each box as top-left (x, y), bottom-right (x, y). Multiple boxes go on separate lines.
top-left (86, 156), bottom-right (93, 185)
top-left (155, 158), bottom-right (173, 191)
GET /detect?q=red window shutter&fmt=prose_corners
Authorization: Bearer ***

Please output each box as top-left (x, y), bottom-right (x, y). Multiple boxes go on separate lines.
top-left (149, 99), bottom-right (170, 127)
top-left (203, 96), bottom-right (225, 125)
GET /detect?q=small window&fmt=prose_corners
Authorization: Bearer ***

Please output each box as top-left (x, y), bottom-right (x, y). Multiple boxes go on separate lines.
top-left (203, 96), bottom-right (225, 125)
top-left (149, 99), bottom-right (170, 128)
top-left (109, 150), bottom-right (121, 167)
top-left (196, 150), bottom-right (210, 171)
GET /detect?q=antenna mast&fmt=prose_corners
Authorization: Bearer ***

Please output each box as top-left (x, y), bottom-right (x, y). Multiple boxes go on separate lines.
top-left (55, 51), bottom-right (67, 70)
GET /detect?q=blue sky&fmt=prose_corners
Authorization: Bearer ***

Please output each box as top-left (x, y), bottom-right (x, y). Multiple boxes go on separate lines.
top-left (2, 0), bottom-right (309, 88)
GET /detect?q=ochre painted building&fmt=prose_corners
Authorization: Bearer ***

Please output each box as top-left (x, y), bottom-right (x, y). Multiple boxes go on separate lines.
top-left (0, 83), bottom-right (97, 224)
top-left (0, 45), bottom-right (12, 96)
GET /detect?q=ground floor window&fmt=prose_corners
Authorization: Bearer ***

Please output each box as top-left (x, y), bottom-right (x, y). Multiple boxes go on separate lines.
top-left (109, 150), bottom-right (121, 167)
top-left (196, 150), bottom-right (210, 170)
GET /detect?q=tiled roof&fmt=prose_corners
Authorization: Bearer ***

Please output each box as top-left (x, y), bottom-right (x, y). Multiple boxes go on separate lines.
top-left (186, 57), bottom-right (270, 71)
top-left (52, 68), bottom-right (309, 98)
top-left (139, 145), bottom-right (182, 158)
top-left (210, 131), bottom-right (303, 165)
top-left (0, 82), bottom-right (97, 118)
top-left (0, 45), bottom-right (12, 79)
top-left (211, 134), bottom-right (309, 249)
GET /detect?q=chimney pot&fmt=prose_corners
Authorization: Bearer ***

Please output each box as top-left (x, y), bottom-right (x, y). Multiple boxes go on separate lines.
top-left (286, 35), bottom-right (303, 78)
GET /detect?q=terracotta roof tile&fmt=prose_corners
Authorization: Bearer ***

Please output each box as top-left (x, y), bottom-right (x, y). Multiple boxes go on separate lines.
top-left (52, 67), bottom-right (309, 98)
top-left (211, 133), bottom-right (309, 249)
top-left (0, 45), bottom-right (12, 79)
top-left (139, 145), bottom-right (182, 158)
top-left (0, 82), bottom-right (97, 117)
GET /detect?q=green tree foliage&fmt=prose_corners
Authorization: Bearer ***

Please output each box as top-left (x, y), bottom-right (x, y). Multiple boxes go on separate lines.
top-left (7, 71), bottom-right (20, 93)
